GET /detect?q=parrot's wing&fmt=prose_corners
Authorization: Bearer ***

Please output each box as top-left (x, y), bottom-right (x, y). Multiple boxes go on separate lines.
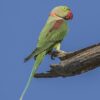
top-left (24, 18), bottom-right (67, 62)
top-left (24, 40), bottom-right (60, 62)
top-left (37, 19), bottom-right (66, 47)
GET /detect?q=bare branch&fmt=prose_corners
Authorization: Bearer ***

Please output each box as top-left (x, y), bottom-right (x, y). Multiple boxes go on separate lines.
top-left (34, 43), bottom-right (100, 78)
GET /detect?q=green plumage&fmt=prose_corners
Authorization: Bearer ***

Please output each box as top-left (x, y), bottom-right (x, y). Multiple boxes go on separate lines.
top-left (24, 17), bottom-right (67, 62)
top-left (20, 51), bottom-right (46, 100)
top-left (20, 5), bottom-right (73, 100)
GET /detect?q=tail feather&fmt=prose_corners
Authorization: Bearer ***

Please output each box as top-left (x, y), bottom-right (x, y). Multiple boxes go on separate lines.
top-left (20, 51), bottom-right (46, 100)
top-left (24, 41), bottom-right (58, 62)
top-left (24, 48), bottom-right (38, 62)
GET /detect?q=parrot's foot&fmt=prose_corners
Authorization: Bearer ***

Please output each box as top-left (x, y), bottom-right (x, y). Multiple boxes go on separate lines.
top-left (48, 51), bottom-right (56, 60)
top-left (56, 50), bottom-right (66, 53)
top-left (50, 50), bottom-right (65, 60)
top-left (48, 50), bottom-right (68, 60)
top-left (51, 54), bottom-right (55, 60)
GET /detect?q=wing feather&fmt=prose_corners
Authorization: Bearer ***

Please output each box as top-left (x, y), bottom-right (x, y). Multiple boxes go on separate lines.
top-left (24, 18), bottom-right (67, 62)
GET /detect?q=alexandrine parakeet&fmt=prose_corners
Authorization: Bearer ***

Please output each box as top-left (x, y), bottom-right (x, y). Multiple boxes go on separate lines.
top-left (20, 5), bottom-right (73, 100)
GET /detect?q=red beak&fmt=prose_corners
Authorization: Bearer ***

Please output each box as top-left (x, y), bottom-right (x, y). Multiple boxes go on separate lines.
top-left (65, 11), bottom-right (73, 20)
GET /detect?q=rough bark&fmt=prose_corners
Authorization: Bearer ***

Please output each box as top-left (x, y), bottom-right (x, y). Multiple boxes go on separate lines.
top-left (34, 43), bottom-right (100, 78)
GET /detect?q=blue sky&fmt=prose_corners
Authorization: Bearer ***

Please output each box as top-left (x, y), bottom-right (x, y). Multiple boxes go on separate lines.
top-left (0, 0), bottom-right (100, 100)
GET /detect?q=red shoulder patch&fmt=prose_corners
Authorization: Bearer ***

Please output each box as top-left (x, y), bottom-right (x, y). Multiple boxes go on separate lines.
top-left (49, 20), bottom-right (64, 32)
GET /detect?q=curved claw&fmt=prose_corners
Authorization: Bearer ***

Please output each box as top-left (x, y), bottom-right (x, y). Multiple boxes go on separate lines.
top-left (51, 54), bottom-right (55, 60)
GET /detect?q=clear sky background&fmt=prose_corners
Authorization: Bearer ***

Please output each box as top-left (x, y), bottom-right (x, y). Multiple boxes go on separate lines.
top-left (0, 0), bottom-right (100, 100)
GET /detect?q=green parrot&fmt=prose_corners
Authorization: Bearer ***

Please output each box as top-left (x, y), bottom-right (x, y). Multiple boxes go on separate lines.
top-left (20, 5), bottom-right (73, 100)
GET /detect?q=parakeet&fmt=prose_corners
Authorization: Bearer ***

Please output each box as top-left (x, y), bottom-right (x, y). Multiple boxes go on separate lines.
top-left (20, 5), bottom-right (73, 100)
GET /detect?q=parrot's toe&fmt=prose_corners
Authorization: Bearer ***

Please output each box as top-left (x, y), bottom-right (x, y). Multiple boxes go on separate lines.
top-left (56, 50), bottom-right (66, 53)
top-left (51, 55), bottom-right (55, 60)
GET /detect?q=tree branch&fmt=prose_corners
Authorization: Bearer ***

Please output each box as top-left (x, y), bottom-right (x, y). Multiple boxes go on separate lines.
top-left (34, 43), bottom-right (100, 78)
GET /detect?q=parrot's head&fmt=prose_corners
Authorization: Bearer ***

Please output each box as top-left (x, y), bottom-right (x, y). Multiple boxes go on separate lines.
top-left (50, 6), bottom-right (73, 20)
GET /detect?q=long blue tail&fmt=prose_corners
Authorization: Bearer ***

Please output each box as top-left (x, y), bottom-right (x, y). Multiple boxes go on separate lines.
top-left (20, 51), bottom-right (46, 100)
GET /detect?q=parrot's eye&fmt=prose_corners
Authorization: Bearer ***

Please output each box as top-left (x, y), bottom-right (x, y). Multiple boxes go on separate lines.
top-left (63, 7), bottom-right (70, 12)
top-left (63, 7), bottom-right (67, 11)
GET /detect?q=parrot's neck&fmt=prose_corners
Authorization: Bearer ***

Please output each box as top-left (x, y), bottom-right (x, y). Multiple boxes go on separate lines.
top-left (48, 13), bottom-right (67, 25)
top-left (48, 16), bottom-right (67, 24)
top-left (50, 12), bottom-right (63, 19)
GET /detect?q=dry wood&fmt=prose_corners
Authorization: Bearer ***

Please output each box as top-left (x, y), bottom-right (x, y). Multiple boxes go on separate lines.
top-left (34, 43), bottom-right (100, 78)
